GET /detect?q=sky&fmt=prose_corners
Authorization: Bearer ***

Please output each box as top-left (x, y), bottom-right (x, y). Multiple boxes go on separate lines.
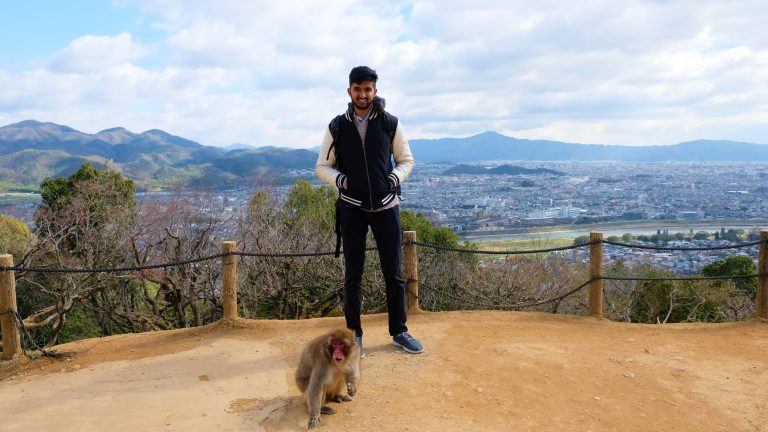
top-left (1, 0), bottom-right (767, 148)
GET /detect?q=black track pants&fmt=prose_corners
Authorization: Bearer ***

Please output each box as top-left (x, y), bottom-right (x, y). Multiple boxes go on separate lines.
top-left (338, 202), bottom-right (408, 338)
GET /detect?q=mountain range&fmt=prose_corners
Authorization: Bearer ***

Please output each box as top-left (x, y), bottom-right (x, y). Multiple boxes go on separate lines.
top-left (408, 131), bottom-right (768, 163)
top-left (1, 120), bottom-right (767, 191)
top-left (0, 120), bottom-right (317, 190)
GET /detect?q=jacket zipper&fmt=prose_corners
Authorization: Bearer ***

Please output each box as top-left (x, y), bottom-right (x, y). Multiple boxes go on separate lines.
top-left (361, 136), bottom-right (375, 210)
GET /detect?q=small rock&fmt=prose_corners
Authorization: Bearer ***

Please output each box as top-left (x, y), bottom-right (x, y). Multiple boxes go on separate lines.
top-left (623, 372), bottom-right (636, 379)
top-left (224, 408), bottom-right (234, 413)
top-left (594, 396), bottom-right (601, 400)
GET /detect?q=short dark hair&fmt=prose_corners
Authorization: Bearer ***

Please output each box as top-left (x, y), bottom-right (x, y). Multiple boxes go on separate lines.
top-left (349, 66), bottom-right (378, 86)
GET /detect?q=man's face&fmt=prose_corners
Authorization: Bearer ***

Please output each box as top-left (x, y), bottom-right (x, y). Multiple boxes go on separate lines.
top-left (347, 80), bottom-right (377, 112)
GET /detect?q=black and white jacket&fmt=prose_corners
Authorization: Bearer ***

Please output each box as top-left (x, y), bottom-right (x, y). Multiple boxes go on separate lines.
top-left (316, 98), bottom-right (415, 211)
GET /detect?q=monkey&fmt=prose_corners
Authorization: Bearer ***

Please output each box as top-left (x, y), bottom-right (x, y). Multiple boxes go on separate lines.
top-left (295, 328), bottom-right (361, 429)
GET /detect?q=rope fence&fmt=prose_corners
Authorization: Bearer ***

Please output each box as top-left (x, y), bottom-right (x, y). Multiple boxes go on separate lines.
top-left (0, 247), bottom-right (380, 273)
top-left (0, 308), bottom-right (59, 359)
top-left (413, 277), bottom-right (596, 310)
top-left (2, 230), bottom-right (767, 360)
top-left (1, 238), bottom-right (762, 274)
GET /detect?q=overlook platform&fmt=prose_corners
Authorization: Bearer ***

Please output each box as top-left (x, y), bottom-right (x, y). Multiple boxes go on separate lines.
top-left (1, 311), bottom-right (766, 431)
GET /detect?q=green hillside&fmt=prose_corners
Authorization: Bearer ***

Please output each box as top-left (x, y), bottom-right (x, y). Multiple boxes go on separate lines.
top-left (0, 120), bottom-right (318, 190)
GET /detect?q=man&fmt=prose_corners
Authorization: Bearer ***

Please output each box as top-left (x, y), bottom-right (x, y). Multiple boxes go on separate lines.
top-left (316, 66), bottom-right (423, 358)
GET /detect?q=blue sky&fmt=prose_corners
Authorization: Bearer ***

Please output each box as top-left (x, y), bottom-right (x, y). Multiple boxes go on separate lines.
top-left (1, 2), bottom-right (150, 63)
top-left (1, 1), bottom-right (767, 148)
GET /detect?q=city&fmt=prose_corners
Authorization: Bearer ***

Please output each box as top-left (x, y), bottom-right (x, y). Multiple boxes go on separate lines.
top-left (402, 161), bottom-right (768, 232)
top-left (3, 161), bottom-right (766, 275)
top-left (400, 161), bottom-right (768, 274)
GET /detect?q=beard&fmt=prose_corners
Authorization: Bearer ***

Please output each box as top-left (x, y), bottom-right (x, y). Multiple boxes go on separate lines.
top-left (352, 99), bottom-right (371, 110)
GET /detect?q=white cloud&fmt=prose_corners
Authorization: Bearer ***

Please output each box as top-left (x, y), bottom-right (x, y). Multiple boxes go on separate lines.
top-left (47, 32), bottom-right (147, 73)
top-left (2, 1), bottom-right (768, 147)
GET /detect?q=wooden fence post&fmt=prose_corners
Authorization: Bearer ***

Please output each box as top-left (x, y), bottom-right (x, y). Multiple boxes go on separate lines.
top-left (222, 241), bottom-right (238, 320)
top-left (0, 254), bottom-right (22, 360)
top-left (588, 232), bottom-right (604, 317)
top-left (757, 230), bottom-right (768, 319)
top-left (403, 231), bottom-right (420, 312)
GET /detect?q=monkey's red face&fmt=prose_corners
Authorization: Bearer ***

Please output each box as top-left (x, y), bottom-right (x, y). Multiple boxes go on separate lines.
top-left (330, 339), bottom-right (347, 365)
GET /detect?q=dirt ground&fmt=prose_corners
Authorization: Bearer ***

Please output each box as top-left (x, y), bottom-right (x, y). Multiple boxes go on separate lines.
top-left (1, 310), bottom-right (767, 432)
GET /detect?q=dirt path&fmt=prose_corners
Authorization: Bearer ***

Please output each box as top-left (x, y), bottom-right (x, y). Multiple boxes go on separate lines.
top-left (1, 311), bottom-right (767, 431)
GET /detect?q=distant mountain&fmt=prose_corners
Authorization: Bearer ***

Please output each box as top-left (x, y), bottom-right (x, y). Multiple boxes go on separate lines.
top-left (409, 131), bottom-right (768, 163)
top-left (444, 164), bottom-right (565, 176)
top-left (222, 143), bottom-right (258, 151)
top-left (95, 127), bottom-right (137, 145)
top-left (0, 120), bottom-right (317, 190)
top-left (4, 120), bottom-right (768, 191)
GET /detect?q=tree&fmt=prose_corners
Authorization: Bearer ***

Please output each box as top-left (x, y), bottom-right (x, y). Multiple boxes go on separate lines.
top-left (400, 210), bottom-right (461, 247)
top-left (0, 214), bottom-right (31, 261)
top-left (702, 256), bottom-right (757, 299)
top-left (38, 162), bottom-right (135, 231)
top-left (721, 229), bottom-right (746, 242)
top-left (573, 235), bottom-right (591, 246)
top-left (626, 264), bottom-right (727, 323)
top-left (692, 231), bottom-right (710, 240)
top-left (283, 179), bottom-right (337, 232)
top-left (237, 183), bottom-right (344, 320)
top-left (128, 190), bottom-right (228, 329)
top-left (22, 163), bottom-right (137, 345)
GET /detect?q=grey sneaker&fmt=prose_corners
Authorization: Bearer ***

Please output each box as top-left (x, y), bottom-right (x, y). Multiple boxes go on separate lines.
top-left (356, 336), bottom-right (365, 359)
top-left (392, 332), bottom-right (424, 354)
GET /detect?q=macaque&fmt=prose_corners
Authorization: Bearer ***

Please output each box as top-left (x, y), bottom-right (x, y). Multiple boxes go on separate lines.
top-left (295, 328), bottom-right (361, 428)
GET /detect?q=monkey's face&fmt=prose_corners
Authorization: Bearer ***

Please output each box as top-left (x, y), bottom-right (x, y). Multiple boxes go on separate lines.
top-left (329, 339), bottom-right (348, 365)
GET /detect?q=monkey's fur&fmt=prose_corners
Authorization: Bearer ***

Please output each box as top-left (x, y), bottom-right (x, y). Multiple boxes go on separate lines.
top-left (295, 328), bottom-right (361, 428)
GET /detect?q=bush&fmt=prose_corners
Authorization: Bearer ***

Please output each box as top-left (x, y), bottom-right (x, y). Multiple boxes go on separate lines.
top-left (0, 214), bottom-right (31, 261)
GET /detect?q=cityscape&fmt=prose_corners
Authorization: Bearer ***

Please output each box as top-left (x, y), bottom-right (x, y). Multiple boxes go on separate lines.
top-left (402, 161), bottom-right (768, 232)
top-left (399, 161), bottom-right (767, 274)
top-left (3, 161), bottom-right (767, 275)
